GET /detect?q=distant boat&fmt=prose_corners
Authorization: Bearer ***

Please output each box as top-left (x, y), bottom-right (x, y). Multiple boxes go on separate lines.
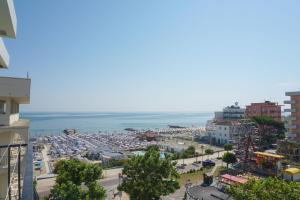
top-left (63, 129), bottom-right (76, 135)
top-left (168, 125), bottom-right (186, 129)
top-left (124, 128), bottom-right (137, 132)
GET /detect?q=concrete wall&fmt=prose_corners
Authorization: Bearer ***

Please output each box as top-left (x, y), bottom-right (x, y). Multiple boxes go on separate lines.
top-left (0, 77), bottom-right (30, 104)
top-left (0, 98), bottom-right (19, 126)
top-left (0, 0), bottom-right (17, 38)
top-left (0, 38), bottom-right (9, 68)
top-left (0, 173), bottom-right (8, 199)
top-left (212, 125), bottom-right (230, 145)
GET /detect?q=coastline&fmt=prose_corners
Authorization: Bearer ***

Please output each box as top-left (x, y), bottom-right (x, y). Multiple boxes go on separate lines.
top-left (22, 112), bottom-right (213, 136)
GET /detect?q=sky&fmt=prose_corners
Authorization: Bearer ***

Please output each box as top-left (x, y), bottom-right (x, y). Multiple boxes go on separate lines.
top-left (1, 0), bottom-right (300, 112)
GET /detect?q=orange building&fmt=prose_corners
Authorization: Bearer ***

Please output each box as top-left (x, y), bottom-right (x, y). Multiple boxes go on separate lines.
top-left (245, 101), bottom-right (282, 121)
top-left (284, 91), bottom-right (300, 141)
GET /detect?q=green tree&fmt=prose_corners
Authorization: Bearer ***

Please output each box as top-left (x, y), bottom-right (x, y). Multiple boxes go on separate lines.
top-left (118, 147), bottom-right (179, 200)
top-left (200, 145), bottom-right (205, 162)
top-left (205, 149), bottom-right (214, 159)
top-left (186, 146), bottom-right (196, 155)
top-left (252, 116), bottom-right (286, 148)
top-left (48, 159), bottom-right (106, 200)
top-left (222, 152), bottom-right (237, 169)
top-left (224, 144), bottom-right (233, 152)
top-left (146, 145), bottom-right (160, 152)
top-left (48, 181), bottom-right (81, 200)
top-left (226, 177), bottom-right (300, 200)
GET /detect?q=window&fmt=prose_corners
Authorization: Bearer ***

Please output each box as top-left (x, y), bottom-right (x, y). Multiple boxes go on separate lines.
top-left (10, 101), bottom-right (19, 114)
top-left (0, 100), bottom-right (6, 114)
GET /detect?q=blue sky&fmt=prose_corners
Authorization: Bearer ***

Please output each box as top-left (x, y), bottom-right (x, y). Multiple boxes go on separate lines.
top-left (1, 0), bottom-right (300, 112)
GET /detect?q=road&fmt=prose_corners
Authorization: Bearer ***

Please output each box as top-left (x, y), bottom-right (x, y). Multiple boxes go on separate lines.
top-left (175, 150), bottom-right (226, 166)
top-left (36, 151), bottom-right (226, 199)
top-left (41, 145), bottom-right (50, 174)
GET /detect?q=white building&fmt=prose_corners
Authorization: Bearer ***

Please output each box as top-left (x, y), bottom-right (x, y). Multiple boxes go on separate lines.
top-left (215, 102), bottom-right (245, 121)
top-left (0, 0), bottom-right (31, 199)
top-left (206, 121), bottom-right (237, 145)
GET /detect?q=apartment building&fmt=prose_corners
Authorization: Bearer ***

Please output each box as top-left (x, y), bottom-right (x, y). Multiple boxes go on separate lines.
top-left (0, 0), bottom-right (32, 199)
top-left (206, 121), bottom-right (237, 145)
top-left (284, 91), bottom-right (300, 141)
top-left (276, 92), bottom-right (300, 162)
top-left (215, 102), bottom-right (245, 121)
top-left (245, 101), bottom-right (282, 121)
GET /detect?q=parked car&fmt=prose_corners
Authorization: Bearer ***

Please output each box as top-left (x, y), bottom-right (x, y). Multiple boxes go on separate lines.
top-left (202, 159), bottom-right (216, 167)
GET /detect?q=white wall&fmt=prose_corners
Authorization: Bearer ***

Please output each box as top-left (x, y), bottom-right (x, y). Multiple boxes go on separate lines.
top-left (0, 77), bottom-right (31, 104)
top-left (0, 38), bottom-right (9, 68)
top-left (211, 125), bottom-right (230, 145)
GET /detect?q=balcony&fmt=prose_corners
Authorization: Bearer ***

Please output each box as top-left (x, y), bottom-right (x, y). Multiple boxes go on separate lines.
top-left (0, 0), bottom-right (17, 38)
top-left (0, 38), bottom-right (9, 68)
top-left (0, 143), bottom-right (30, 200)
top-left (286, 91), bottom-right (300, 96)
top-left (0, 77), bottom-right (31, 104)
top-left (291, 117), bottom-right (297, 121)
top-left (286, 132), bottom-right (297, 140)
top-left (285, 124), bottom-right (297, 129)
top-left (284, 108), bottom-right (296, 113)
top-left (284, 100), bottom-right (296, 104)
top-left (0, 119), bottom-right (29, 130)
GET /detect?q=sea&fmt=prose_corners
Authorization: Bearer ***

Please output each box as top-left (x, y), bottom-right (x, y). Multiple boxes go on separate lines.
top-left (20, 112), bottom-right (214, 137)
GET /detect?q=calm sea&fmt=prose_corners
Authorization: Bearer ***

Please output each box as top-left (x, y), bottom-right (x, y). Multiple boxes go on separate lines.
top-left (20, 112), bottom-right (213, 137)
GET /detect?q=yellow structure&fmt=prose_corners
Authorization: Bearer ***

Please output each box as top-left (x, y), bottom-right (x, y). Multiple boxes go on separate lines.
top-left (283, 168), bottom-right (300, 182)
top-left (254, 152), bottom-right (284, 159)
top-left (253, 152), bottom-right (284, 176)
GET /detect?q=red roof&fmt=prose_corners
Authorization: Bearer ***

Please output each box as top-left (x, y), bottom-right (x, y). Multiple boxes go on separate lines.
top-left (220, 174), bottom-right (248, 185)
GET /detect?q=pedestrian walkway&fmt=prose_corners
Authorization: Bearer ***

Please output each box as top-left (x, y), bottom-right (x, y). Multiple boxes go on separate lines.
top-left (41, 145), bottom-right (50, 174)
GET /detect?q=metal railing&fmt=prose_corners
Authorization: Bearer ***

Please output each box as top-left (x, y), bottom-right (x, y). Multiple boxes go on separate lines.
top-left (0, 144), bottom-right (27, 200)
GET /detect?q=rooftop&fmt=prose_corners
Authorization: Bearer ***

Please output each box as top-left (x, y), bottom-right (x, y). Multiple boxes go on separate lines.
top-left (286, 91), bottom-right (300, 96)
top-left (214, 120), bottom-right (234, 126)
top-left (284, 168), bottom-right (300, 175)
top-left (254, 152), bottom-right (284, 159)
top-left (247, 101), bottom-right (279, 106)
top-left (187, 186), bottom-right (232, 200)
top-left (0, 76), bottom-right (31, 103)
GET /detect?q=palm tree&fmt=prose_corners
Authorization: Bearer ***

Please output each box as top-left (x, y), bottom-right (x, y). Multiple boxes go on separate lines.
top-left (205, 149), bottom-right (214, 160)
top-left (200, 145), bottom-right (205, 162)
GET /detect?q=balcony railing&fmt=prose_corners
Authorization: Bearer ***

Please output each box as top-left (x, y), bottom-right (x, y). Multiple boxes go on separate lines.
top-left (284, 109), bottom-right (297, 113)
top-left (285, 125), bottom-right (298, 129)
top-left (0, 144), bottom-right (28, 200)
top-left (284, 100), bottom-right (296, 104)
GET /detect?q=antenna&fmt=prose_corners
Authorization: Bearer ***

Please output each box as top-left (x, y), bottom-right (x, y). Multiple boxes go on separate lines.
top-left (26, 72), bottom-right (29, 78)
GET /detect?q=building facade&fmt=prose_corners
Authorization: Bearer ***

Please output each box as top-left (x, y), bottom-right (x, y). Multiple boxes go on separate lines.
top-left (206, 121), bottom-right (237, 145)
top-left (284, 91), bottom-right (300, 141)
top-left (245, 101), bottom-right (282, 121)
top-left (277, 92), bottom-right (300, 162)
top-left (0, 0), bottom-right (31, 199)
top-left (215, 102), bottom-right (245, 120)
